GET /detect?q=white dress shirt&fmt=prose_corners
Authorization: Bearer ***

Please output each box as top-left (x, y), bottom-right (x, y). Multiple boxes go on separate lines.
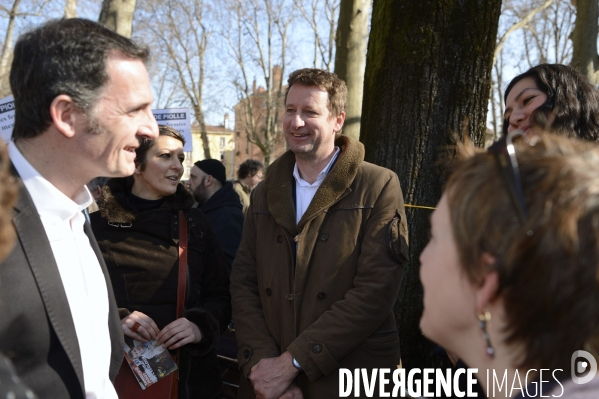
top-left (8, 142), bottom-right (117, 399)
top-left (293, 147), bottom-right (340, 224)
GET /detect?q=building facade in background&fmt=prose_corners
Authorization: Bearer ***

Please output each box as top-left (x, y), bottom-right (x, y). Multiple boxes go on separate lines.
top-left (233, 66), bottom-right (287, 168)
top-left (184, 117), bottom-right (236, 180)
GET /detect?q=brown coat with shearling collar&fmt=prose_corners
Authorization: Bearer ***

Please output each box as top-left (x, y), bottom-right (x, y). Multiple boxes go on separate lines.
top-left (230, 136), bottom-right (409, 398)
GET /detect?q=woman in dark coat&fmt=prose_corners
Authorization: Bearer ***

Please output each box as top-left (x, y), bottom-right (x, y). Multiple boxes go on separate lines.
top-left (91, 125), bottom-right (231, 398)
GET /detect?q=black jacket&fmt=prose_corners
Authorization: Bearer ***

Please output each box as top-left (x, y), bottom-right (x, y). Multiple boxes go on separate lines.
top-left (91, 177), bottom-right (231, 399)
top-left (200, 181), bottom-right (244, 271)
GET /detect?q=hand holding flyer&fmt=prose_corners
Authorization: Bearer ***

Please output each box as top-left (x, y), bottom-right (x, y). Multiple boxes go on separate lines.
top-left (123, 339), bottom-right (178, 390)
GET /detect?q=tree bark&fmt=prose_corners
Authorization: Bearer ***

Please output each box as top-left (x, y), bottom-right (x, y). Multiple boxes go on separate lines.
top-left (361, 0), bottom-right (501, 373)
top-left (571, 0), bottom-right (599, 84)
top-left (334, 0), bottom-right (370, 140)
top-left (98, 0), bottom-right (137, 38)
top-left (64, 0), bottom-right (77, 18)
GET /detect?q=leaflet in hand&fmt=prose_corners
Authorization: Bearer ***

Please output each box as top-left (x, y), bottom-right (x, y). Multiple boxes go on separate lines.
top-left (123, 339), bottom-right (178, 390)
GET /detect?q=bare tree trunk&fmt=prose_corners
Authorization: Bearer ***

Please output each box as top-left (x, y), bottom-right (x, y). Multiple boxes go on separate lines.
top-left (334, 0), bottom-right (370, 140)
top-left (64, 0), bottom-right (77, 18)
top-left (0, 0), bottom-right (22, 83)
top-left (196, 105), bottom-right (211, 159)
top-left (361, 0), bottom-right (501, 374)
top-left (571, 0), bottom-right (599, 84)
top-left (98, 0), bottom-right (137, 38)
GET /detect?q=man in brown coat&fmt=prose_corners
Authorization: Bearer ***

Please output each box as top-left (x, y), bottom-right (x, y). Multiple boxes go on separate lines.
top-left (230, 69), bottom-right (409, 398)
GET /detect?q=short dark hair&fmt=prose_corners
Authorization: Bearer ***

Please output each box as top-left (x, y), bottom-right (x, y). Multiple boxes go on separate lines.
top-left (446, 133), bottom-right (599, 372)
top-left (135, 125), bottom-right (185, 171)
top-left (10, 18), bottom-right (150, 142)
top-left (284, 68), bottom-right (347, 118)
top-left (237, 159), bottom-right (264, 180)
top-left (503, 64), bottom-right (599, 141)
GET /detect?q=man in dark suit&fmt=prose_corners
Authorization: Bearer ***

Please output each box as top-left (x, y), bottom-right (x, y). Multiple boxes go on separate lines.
top-left (0, 19), bottom-right (159, 398)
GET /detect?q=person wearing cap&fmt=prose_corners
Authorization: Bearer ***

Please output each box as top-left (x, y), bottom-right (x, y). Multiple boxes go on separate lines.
top-left (186, 159), bottom-right (244, 271)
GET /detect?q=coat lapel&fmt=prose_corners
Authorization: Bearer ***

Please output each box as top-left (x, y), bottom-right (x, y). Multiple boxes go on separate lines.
top-left (12, 183), bottom-right (86, 394)
top-left (265, 151), bottom-right (298, 237)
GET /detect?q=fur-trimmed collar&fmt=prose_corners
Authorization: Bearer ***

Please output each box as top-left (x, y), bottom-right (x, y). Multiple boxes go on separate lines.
top-left (98, 176), bottom-right (195, 223)
top-left (264, 135), bottom-right (364, 236)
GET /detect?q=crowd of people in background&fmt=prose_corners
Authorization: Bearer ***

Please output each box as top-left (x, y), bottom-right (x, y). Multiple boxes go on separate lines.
top-left (1, 16), bottom-right (599, 399)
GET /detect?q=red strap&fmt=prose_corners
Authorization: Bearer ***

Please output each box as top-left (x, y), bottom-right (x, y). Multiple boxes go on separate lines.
top-left (177, 211), bottom-right (188, 319)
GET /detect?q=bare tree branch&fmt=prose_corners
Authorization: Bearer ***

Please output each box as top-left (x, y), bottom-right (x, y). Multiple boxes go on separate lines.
top-left (494, 0), bottom-right (553, 63)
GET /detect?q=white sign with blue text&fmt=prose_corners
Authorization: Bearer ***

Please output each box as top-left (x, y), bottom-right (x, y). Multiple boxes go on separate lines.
top-left (152, 108), bottom-right (192, 152)
top-left (0, 96), bottom-right (15, 142)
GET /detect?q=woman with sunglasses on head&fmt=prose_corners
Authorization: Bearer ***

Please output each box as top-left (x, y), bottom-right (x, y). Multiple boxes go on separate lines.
top-left (420, 132), bottom-right (599, 398)
top-left (90, 125), bottom-right (231, 399)
top-left (503, 64), bottom-right (599, 141)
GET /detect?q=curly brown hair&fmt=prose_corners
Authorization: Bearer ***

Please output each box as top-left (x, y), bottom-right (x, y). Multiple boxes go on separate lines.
top-left (237, 159), bottom-right (264, 180)
top-left (0, 141), bottom-right (18, 262)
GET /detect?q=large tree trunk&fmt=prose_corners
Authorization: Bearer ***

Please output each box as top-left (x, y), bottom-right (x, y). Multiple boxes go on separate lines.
top-left (98, 0), bottom-right (137, 38)
top-left (571, 0), bottom-right (599, 84)
top-left (334, 0), bottom-right (371, 140)
top-left (361, 0), bottom-right (501, 373)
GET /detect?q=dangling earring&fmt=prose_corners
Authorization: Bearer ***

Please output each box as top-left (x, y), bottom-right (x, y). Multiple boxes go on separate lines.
top-left (478, 311), bottom-right (495, 358)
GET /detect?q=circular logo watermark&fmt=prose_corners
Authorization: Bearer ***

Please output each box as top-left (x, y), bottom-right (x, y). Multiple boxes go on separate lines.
top-left (571, 350), bottom-right (597, 384)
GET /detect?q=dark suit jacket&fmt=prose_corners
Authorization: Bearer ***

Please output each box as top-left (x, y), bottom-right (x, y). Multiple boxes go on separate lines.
top-left (0, 174), bottom-right (124, 399)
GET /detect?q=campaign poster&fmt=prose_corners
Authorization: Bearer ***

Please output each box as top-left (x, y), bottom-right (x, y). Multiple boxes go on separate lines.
top-left (152, 108), bottom-right (192, 152)
top-left (0, 96), bottom-right (15, 142)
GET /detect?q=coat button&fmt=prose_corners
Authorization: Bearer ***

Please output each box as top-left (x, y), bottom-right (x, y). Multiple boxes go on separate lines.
top-left (265, 288), bottom-right (272, 296)
top-left (277, 235), bottom-right (283, 243)
top-left (311, 343), bottom-right (322, 354)
top-left (243, 349), bottom-right (250, 359)
top-left (320, 234), bottom-right (328, 242)
top-left (317, 292), bottom-right (326, 300)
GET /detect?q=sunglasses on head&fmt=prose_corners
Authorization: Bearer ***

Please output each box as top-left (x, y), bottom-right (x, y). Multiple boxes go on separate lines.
top-left (487, 130), bottom-right (528, 223)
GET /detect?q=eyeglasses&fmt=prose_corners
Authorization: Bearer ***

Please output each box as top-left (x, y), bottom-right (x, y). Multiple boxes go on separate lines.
top-left (487, 130), bottom-right (528, 223)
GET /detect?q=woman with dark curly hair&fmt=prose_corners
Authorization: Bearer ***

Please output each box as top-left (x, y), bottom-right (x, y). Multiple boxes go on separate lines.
top-left (91, 125), bottom-right (231, 398)
top-left (503, 64), bottom-right (599, 141)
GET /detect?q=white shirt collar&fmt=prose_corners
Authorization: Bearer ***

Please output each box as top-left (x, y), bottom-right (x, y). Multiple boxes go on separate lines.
top-left (8, 141), bottom-right (93, 222)
top-left (293, 146), bottom-right (340, 187)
